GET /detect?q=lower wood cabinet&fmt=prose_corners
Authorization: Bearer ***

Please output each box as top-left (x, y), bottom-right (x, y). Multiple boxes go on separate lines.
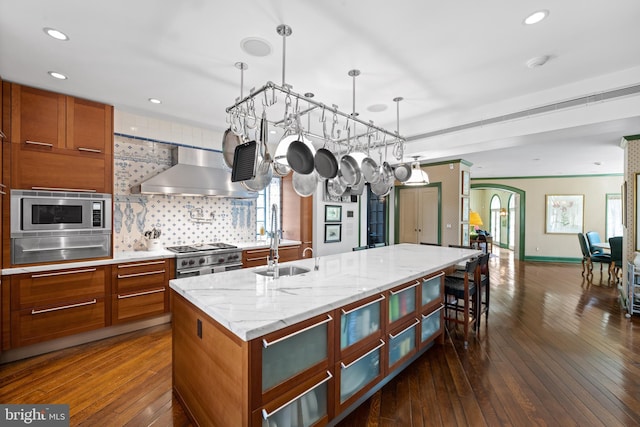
top-left (243, 244), bottom-right (301, 268)
top-left (10, 266), bottom-right (109, 347)
top-left (111, 259), bottom-right (171, 324)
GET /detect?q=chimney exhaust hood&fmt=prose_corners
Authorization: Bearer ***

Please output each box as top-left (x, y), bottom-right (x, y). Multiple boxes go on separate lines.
top-left (130, 146), bottom-right (258, 198)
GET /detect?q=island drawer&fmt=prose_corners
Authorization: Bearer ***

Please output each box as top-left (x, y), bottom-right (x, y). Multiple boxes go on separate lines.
top-left (111, 286), bottom-right (167, 324)
top-left (387, 317), bottom-right (419, 371)
top-left (250, 312), bottom-right (334, 409)
top-left (335, 338), bottom-right (385, 413)
top-left (387, 279), bottom-right (419, 327)
top-left (420, 272), bottom-right (444, 310)
top-left (419, 305), bottom-right (443, 348)
top-left (337, 293), bottom-right (385, 359)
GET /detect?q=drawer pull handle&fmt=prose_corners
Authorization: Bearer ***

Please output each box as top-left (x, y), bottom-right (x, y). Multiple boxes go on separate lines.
top-left (341, 339), bottom-right (385, 369)
top-left (261, 370), bottom-right (332, 421)
top-left (31, 186), bottom-right (97, 193)
top-left (0, 191), bottom-right (5, 196)
top-left (262, 314), bottom-right (332, 348)
top-left (341, 294), bottom-right (385, 315)
top-left (117, 270), bottom-right (165, 279)
top-left (0, 130), bottom-right (6, 139)
top-left (31, 299), bottom-right (97, 315)
top-left (31, 268), bottom-right (97, 278)
top-left (22, 244), bottom-right (104, 253)
top-left (118, 288), bottom-right (165, 299)
top-left (389, 280), bottom-right (421, 295)
top-left (77, 147), bottom-right (102, 153)
top-left (117, 260), bottom-right (166, 269)
top-left (424, 271), bottom-right (445, 281)
top-left (389, 318), bottom-right (420, 339)
top-left (246, 256), bottom-right (268, 262)
top-left (421, 305), bottom-right (444, 319)
top-left (25, 140), bottom-right (54, 148)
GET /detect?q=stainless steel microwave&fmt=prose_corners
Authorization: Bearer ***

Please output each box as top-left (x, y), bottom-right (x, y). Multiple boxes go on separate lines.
top-left (10, 190), bottom-right (112, 265)
top-left (11, 190), bottom-right (112, 234)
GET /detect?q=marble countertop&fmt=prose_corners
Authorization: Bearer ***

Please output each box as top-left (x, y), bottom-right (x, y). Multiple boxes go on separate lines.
top-left (0, 240), bottom-right (301, 276)
top-left (1, 249), bottom-right (176, 275)
top-left (169, 243), bottom-right (480, 342)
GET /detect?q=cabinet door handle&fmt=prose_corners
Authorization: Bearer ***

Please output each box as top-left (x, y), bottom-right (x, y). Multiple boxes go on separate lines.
top-left (31, 268), bottom-right (97, 278)
top-left (117, 270), bottom-right (165, 279)
top-left (31, 299), bottom-right (97, 315)
top-left (341, 294), bottom-right (385, 315)
top-left (246, 256), bottom-right (268, 262)
top-left (118, 288), bottom-right (165, 299)
top-left (261, 370), bottom-right (333, 421)
top-left (117, 260), bottom-right (166, 269)
top-left (0, 129), bottom-right (6, 139)
top-left (340, 339), bottom-right (385, 369)
top-left (388, 318), bottom-right (420, 339)
top-left (262, 314), bottom-right (332, 348)
top-left (77, 147), bottom-right (102, 153)
top-left (31, 186), bottom-right (97, 193)
top-left (25, 140), bottom-right (54, 148)
top-left (389, 280), bottom-right (420, 295)
top-left (421, 305), bottom-right (444, 319)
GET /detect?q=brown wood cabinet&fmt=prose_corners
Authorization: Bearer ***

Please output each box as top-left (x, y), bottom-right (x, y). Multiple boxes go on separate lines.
top-left (9, 266), bottom-right (109, 348)
top-left (6, 83), bottom-right (113, 193)
top-left (111, 259), bottom-right (172, 324)
top-left (242, 244), bottom-right (301, 268)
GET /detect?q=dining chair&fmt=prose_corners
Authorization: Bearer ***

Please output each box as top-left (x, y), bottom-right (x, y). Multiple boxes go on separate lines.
top-left (577, 233), bottom-right (592, 279)
top-left (444, 257), bottom-right (479, 348)
top-left (608, 236), bottom-right (623, 284)
top-left (586, 231), bottom-right (606, 255)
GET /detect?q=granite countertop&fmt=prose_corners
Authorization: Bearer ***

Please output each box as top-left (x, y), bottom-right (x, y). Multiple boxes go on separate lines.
top-left (169, 243), bottom-right (480, 342)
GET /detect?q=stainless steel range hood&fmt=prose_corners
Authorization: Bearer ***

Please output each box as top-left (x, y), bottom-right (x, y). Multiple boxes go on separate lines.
top-left (130, 146), bottom-right (258, 198)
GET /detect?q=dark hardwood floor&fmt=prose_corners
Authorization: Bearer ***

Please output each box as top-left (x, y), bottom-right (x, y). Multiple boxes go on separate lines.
top-left (2, 247), bottom-right (639, 426)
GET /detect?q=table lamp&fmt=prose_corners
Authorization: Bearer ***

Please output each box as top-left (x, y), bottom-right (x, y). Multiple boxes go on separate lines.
top-left (469, 210), bottom-right (483, 232)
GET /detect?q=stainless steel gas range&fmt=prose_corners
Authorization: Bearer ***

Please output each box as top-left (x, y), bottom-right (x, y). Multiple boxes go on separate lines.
top-left (166, 242), bottom-right (243, 278)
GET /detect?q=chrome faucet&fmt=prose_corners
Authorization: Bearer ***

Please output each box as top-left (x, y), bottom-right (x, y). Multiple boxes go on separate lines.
top-left (303, 247), bottom-right (320, 270)
top-left (268, 204), bottom-right (279, 278)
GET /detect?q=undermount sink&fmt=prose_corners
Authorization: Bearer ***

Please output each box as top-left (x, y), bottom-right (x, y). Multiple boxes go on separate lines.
top-left (254, 265), bottom-right (311, 277)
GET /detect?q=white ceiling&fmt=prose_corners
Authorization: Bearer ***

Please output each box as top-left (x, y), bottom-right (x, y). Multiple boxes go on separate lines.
top-left (1, 0), bottom-right (639, 178)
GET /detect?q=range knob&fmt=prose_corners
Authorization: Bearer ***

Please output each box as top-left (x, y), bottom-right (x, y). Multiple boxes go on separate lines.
top-left (181, 260), bottom-right (188, 267)
top-left (218, 257), bottom-right (225, 264)
top-left (188, 259), bottom-right (195, 266)
top-left (199, 258), bottom-right (205, 265)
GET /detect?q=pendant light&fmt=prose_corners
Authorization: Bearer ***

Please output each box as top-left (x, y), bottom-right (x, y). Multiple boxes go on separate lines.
top-left (405, 156), bottom-right (430, 185)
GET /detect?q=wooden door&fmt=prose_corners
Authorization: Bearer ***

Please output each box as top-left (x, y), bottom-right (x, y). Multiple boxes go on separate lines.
top-left (417, 187), bottom-right (439, 245)
top-left (398, 188), bottom-right (418, 243)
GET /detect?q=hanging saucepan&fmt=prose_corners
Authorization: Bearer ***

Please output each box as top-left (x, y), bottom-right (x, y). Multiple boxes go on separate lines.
top-left (349, 174), bottom-right (365, 196)
top-left (361, 132), bottom-right (380, 184)
top-left (222, 127), bottom-right (242, 169)
top-left (371, 177), bottom-right (391, 197)
top-left (286, 116), bottom-right (315, 174)
top-left (326, 175), bottom-right (347, 198)
top-left (314, 121), bottom-right (338, 179)
top-left (292, 170), bottom-right (318, 197)
top-left (242, 114), bottom-right (273, 191)
top-left (338, 126), bottom-right (361, 186)
top-left (393, 162), bottom-right (411, 182)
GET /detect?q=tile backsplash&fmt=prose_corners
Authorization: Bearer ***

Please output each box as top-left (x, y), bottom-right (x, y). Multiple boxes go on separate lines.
top-left (113, 135), bottom-right (255, 252)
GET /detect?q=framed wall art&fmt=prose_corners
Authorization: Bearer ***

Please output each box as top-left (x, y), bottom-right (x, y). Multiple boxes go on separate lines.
top-left (545, 194), bottom-right (584, 234)
top-left (324, 224), bottom-right (342, 243)
top-left (325, 205), bottom-right (342, 222)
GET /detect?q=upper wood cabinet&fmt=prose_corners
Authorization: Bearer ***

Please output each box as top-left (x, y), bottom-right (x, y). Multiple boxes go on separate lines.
top-left (5, 83), bottom-right (113, 193)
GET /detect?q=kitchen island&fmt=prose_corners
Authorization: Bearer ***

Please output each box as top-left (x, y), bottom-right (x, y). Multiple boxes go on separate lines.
top-left (170, 243), bottom-right (479, 427)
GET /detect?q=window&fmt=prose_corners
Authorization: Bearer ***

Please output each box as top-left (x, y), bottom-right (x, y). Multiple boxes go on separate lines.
top-left (256, 178), bottom-right (282, 237)
top-left (606, 193), bottom-right (623, 239)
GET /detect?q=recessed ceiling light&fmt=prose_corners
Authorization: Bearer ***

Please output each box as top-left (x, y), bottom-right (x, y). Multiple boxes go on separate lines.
top-left (367, 104), bottom-right (388, 113)
top-left (43, 27), bottom-right (69, 41)
top-left (523, 10), bottom-right (549, 25)
top-left (48, 71), bottom-right (67, 80)
top-left (526, 55), bottom-right (550, 68)
top-left (148, 98), bottom-right (162, 104)
top-left (241, 37), bottom-right (272, 57)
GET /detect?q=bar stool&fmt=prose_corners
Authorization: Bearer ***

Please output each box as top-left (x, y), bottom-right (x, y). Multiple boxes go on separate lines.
top-left (444, 257), bottom-right (479, 348)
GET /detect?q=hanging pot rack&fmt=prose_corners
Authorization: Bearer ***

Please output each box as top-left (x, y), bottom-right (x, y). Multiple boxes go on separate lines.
top-left (224, 24), bottom-right (404, 150)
